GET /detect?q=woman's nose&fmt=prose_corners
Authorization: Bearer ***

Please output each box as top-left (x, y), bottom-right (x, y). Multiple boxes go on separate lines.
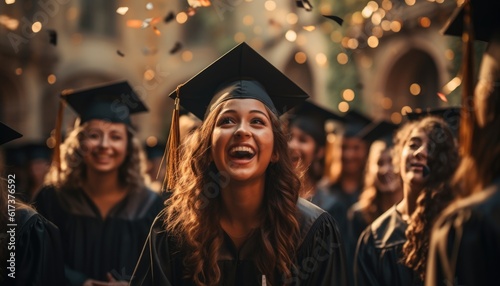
top-left (413, 144), bottom-right (427, 159)
top-left (234, 124), bottom-right (251, 138)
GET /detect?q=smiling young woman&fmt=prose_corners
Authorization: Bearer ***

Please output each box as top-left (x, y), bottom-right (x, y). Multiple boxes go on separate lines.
top-left (34, 81), bottom-right (164, 286)
top-left (354, 117), bottom-right (458, 286)
top-left (130, 43), bottom-right (347, 286)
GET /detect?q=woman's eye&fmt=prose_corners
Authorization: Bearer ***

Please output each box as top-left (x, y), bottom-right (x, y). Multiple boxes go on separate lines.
top-left (251, 118), bottom-right (265, 125)
top-left (88, 133), bottom-right (100, 139)
top-left (219, 117), bottom-right (234, 125)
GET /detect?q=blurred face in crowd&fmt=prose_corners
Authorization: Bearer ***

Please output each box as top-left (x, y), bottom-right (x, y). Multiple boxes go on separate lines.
top-left (370, 144), bottom-right (400, 193)
top-left (341, 137), bottom-right (368, 176)
top-left (81, 119), bottom-right (128, 174)
top-left (211, 99), bottom-right (276, 183)
top-left (400, 128), bottom-right (429, 189)
top-left (288, 126), bottom-right (323, 170)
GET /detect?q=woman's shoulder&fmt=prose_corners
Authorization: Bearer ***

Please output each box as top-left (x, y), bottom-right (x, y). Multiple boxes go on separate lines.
top-left (296, 198), bottom-right (343, 246)
top-left (366, 206), bottom-right (407, 249)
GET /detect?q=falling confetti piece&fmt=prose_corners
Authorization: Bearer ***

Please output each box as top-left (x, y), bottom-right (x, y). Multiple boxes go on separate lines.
top-left (164, 12), bottom-right (175, 23)
top-left (141, 18), bottom-right (153, 28)
top-left (187, 0), bottom-right (211, 8)
top-left (116, 7), bottom-right (129, 15)
top-left (303, 25), bottom-right (315, 32)
top-left (153, 26), bottom-right (161, 36)
top-left (437, 92), bottom-right (448, 102)
top-left (169, 42), bottom-right (182, 54)
top-left (296, 0), bottom-right (313, 11)
top-left (322, 15), bottom-right (344, 26)
top-left (47, 29), bottom-right (57, 45)
top-left (117, 50), bottom-right (125, 57)
top-left (127, 20), bottom-right (143, 28)
top-left (146, 2), bottom-right (153, 10)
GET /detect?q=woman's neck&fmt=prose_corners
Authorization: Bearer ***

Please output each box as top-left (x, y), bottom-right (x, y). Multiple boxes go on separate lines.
top-left (220, 179), bottom-right (264, 229)
top-left (397, 183), bottom-right (423, 220)
top-left (340, 174), bottom-right (362, 194)
top-left (378, 190), bottom-right (403, 213)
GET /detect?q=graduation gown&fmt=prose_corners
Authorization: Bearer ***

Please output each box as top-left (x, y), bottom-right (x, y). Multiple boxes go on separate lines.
top-left (355, 206), bottom-right (420, 286)
top-left (130, 198), bottom-right (348, 286)
top-left (1, 207), bottom-right (65, 286)
top-left (426, 179), bottom-right (500, 286)
top-left (34, 186), bottom-right (164, 285)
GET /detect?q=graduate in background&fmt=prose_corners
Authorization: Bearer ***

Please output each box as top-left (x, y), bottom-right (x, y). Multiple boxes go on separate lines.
top-left (34, 81), bottom-right (164, 286)
top-left (426, 1), bottom-right (500, 284)
top-left (0, 122), bottom-right (65, 286)
top-left (131, 42), bottom-right (347, 286)
top-left (287, 100), bottom-right (344, 214)
top-left (355, 116), bottom-right (458, 286)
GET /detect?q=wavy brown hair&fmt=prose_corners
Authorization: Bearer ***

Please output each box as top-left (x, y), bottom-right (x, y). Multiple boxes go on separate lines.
top-left (44, 121), bottom-right (149, 191)
top-left (165, 101), bottom-right (301, 286)
top-left (357, 140), bottom-right (399, 224)
top-left (398, 117), bottom-right (459, 280)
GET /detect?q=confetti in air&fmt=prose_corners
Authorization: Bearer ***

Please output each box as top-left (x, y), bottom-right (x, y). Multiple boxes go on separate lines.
top-left (116, 7), bottom-right (129, 15)
top-left (296, 0), bottom-right (313, 11)
top-left (117, 50), bottom-right (125, 57)
top-left (322, 15), bottom-right (343, 26)
top-left (169, 42), bottom-right (182, 54)
top-left (187, 0), bottom-right (211, 8)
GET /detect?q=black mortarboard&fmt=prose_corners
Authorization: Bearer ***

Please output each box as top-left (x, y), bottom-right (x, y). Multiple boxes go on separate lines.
top-left (289, 101), bottom-right (344, 146)
top-left (0, 122), bottom-right (22, 146)
top-left (168, 42), bottom-right (309, 119)
top-left (62, 80), bottom-right (148, 126)
top-left (442, 0), bottom-right (500, 42)
top-left (358, 120), bottom-right (399, 144)
top-left (406, 107), bottom-right (461, 136)
top-left (145, 142), bottom-right (166, 159)
top-left (24, 143), bottom-right (52, 161)
top-left (342, 109), bottom-right (373, 138)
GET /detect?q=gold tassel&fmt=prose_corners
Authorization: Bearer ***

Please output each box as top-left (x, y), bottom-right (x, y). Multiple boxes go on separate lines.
top-left (459, 0), bottom-right (475, 157)
top-left (52, 99), bottom-right (65, 179)
top-left (160, 85), bottom-right (182, 192)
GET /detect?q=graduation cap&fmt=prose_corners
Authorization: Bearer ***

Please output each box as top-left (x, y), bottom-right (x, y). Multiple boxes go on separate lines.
top-left (442, 0), bottom-right (500, 42)
top-left (289, 101), bottom-right (344, 146)
top-left (24, 143), bottom-right (52, 162)
top-left (406, 107), bottom-right (461, 136)
top-left (0, 122), bottom-right (22, 146)
top-left (357, 120), bottom-right (399, 144)
top-left (168, 42), bottom-right (308, 119)
top-left (342, 109), bottom-right (373, 138)
top-left (162, 42), bottom-right (308, 190)
top-left (62, 80), bottom-right (148, 126)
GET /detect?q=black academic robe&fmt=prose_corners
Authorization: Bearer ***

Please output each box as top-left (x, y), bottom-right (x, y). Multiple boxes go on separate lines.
top-left (130, 198), bottom-right (348, 286)
top-left (355, 206), bottom-right (420, 286)
top-left (2, 207), bottom-right (65, 286)
top-left (426, 179), bottom-right (500, 286)
top-left (34, 186), bottom-right (164, 286)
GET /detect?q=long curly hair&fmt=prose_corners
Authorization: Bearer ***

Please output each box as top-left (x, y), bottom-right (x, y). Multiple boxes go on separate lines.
top-left (399, 117), bottom-right (459, 280)
top-left (44, 121), bottom-right (149, 191)
top-left (357, 140), bottom-right (400, 224)
top-left (165, 102), bottom-right (301, 286)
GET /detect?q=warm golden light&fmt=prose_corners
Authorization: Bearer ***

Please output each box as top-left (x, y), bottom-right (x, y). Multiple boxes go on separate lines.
top-left (5, 0), bottom-right (15, 4)
top-left (445, 49), bottom-right (454, 60)
top-left (410, 83), bottom-right (421, 95)
top-left (362, 6), bottom-right (374, 19)
top-left (382, 97), bottom-right (392, 109)
top-left (372, 26), bottom-right (383, 38)
top-left (144, 69), bottom-right (155, 81)
top-left (390, 21), bottom-right (402, 32)
top-left (286, 13), bottom-right (298, 25)
top-left (234, 32), bottom-right (246, 42)
top-left (303, 25), bottom-right (316, 32)
top-left (146, 136), bottom-right (158, 147)
top-left (337, 53), bottom-right (348, 65)
top-left (116, 7), bottom-right (129, 15)
top-left (382, 0), bottom-right (392, 10)
top-left (315, 53), bottom-right (328, 67)
top-left (381, 20), bottom-right (391, 31)
top-left (264, 0), bottom-right (276, 11)
top-left (176, 12), bottom-right (188, 24)
top-left (391, 112), bottom-right (402, 124)
top-left (182, 50), bottom-right (193, 62)
top-left (371, 13), bottom-right (382, 25)
top-left (352, 12), bottom-right (364, 25)
top-left (405, 0), bottom-right (416, 6)
top-left (347, 38), bottom-right (359, 49)
top-left (295, 52), bottom-right (307, 64)
top-left (367, 36), bottom-right (379, 48)
top-left (15, 68), bottom-right (23, 75)
top-left (401, 106), bottom-right (412, 115)
top-left (330, 31), bottom-right (342, 43)
top-left (338, 101), bottom-right (349, 112)
top-left (243, 15), bottom-right (254, 26)
top-left (285, 30), bottom-right (297, 42)
top-left (47, 74), bottom-right (56, 84)
top-left (32, 21), bottom-right (42, 33)
top-left (419, 17), bottom-right (431, 28)
top-left (343, 89), bottom-right (355, 101)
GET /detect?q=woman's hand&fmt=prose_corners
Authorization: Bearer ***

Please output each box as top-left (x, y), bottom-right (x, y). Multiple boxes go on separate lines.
top-left (82, 273), bottom-right (128, 286)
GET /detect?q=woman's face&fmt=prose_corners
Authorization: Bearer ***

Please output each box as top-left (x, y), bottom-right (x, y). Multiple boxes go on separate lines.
top-left (211, 99), bottom-right (275, 183)
top-left (288, 126), bottom-right (321, 169)
top-left (374, 149), bottom-right (399, 193)
top-left (81, 120), bottom-right (128, 174)
top-left (341, 137), bottom-right (368, 176)
top-left (400, 128), bottom-right (429, 188)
